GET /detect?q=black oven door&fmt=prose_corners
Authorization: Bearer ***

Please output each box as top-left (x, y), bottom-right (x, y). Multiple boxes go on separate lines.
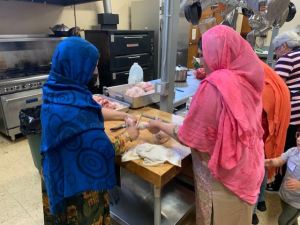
top-left (110, 67), bottom-right (154, 86)
top-left (110, 53), bottom-right (153, 72)
top-left (110, 33), bottom-right (153, 56)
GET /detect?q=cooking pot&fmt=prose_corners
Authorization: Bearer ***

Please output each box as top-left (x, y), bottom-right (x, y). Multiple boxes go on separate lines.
top-left (175, 66), bottom-right (188, 82)
top-left (49, 24), bottom-right (83, 37)
top-left (49, 24), bottom-right (70, 37)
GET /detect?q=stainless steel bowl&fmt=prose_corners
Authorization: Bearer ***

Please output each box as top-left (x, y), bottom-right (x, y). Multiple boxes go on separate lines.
top-left (175, 66), bottom-right (188, 82)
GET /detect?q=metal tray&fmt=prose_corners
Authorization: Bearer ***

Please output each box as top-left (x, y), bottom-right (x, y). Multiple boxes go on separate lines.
top-left (104, 83), bottom-right (160, 109)
top-left (93, 94), bottom-right (130, 112)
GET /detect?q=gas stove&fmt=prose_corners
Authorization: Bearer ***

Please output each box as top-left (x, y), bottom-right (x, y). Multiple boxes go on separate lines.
top-left (0, 74), bottom-right (48, 95)
top-left (0, 35), bottom-right (60, 140)
top-left (0, 65), bottom-right (51, 95)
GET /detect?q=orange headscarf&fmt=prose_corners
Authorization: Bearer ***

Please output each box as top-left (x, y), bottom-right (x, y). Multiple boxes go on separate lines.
top-left (261, 62), bottom-right (291, 179)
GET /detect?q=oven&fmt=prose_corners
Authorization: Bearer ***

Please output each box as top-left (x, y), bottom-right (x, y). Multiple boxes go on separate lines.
top-left (85, 30), bottom-right (155, 93)
top-left (0, 36), bottom-right (61, 140)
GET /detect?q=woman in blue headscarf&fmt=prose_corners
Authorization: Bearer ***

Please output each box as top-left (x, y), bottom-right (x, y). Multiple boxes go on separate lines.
top-left (41, 37), bottom-right (138, 224)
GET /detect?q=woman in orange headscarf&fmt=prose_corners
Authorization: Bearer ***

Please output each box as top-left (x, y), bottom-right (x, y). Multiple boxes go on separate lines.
top-left (252, 62), bottom-right (291, 223)
top-left (262, 62), bottom-right (291, 178)
top-left (147, 25), bottom-right (265, 225)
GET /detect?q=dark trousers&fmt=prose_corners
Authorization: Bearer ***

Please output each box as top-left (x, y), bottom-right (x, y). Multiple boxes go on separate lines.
top-left (278, 200), bottom-right (300, 225)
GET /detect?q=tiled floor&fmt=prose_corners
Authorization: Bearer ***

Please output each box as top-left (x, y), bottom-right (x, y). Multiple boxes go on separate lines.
top-left (0, 133), bottom-right (299, 225)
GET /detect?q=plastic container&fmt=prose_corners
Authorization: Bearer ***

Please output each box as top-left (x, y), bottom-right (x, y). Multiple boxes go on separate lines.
top-left (128, 62), bottom-right (144, 84)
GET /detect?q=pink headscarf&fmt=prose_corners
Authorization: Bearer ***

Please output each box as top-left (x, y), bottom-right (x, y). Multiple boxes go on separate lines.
top-left (178, 25), bottom-right (265, 204)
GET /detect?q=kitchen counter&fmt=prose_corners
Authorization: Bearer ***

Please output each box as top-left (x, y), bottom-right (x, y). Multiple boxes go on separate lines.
top-left (173, 71), bottom-right (201, 107)
top-left (104, 107), bottom-right (194, 225)
top-left (152, 72), bottom-right (201, 108)
top-left (149, 71), bottom-right (200, 109)
top-left (105, 107), bottom-right (189, 187)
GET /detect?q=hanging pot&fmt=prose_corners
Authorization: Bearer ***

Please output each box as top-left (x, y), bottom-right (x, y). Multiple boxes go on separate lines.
top-left (184, 1), bottom-right (202, 25)
top-left (286, 2), bottom-right (296, 22)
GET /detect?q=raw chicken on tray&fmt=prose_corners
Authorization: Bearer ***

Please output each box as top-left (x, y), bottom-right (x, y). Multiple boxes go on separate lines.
top-left (125, 82), bottom-right (155, 97)
top-left (92, 95), bottom-right (123, 110)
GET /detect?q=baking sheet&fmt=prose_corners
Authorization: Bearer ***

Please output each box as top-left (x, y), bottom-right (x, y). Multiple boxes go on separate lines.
top-left (93, 94), bottom-right (130, 112)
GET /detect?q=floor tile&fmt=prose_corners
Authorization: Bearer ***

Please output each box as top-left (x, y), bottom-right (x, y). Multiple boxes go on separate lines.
top-left (4, 173), bottom-right (40, 194)
top-left (24, 202), bottom-right (43, 223)
top-left (1, 133), bottom-right (299, 225)
top-left (12, 186), bottom-right (42, 210)
top-left (0, 193), bottom-right (29, 224)
top-left (1, 213), bottom-right (37, 225)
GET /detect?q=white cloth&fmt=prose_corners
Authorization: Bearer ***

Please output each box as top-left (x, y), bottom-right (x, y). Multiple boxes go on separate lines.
top-left (122, 143), bottom-right (191, 167)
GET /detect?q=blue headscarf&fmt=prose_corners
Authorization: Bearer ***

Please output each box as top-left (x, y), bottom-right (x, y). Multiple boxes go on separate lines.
top-left (41, 37), bottom-right (116, 214)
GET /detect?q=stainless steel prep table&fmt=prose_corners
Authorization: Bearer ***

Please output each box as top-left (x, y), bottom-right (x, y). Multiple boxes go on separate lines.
top-left (152, 72), bottom-right (201, 108)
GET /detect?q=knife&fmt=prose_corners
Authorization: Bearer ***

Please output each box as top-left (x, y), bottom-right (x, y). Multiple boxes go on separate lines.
top-left (110, 123), bottom-right (126, 132)
top-left (142, 114), bottom-right (169, 123)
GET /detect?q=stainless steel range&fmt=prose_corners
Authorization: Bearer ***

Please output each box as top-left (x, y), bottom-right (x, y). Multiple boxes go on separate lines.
top-left (0, 36), bottom-right (62, 140)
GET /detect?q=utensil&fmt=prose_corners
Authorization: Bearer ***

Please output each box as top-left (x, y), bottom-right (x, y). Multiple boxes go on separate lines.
top-left (136, 113), bottom-right (143, 127)
top-left (110, 123), bottom-right (126, 132)
top-left (142, 114), bottom-right (169, 123)
top-left (175, 66), bottom-right (188, 82)
top-left (286, 2), bottom-right (296, 22)
top-left (175, 88), bottom-right (184, 92)
top-left (184, 1), bottom-right (202, 25)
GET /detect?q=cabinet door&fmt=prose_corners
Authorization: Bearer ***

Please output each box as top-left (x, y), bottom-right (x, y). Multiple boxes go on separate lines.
top-left (187, 25), bottom-right (201, 69)
top-left (1, 89), bottom-right (42, 129)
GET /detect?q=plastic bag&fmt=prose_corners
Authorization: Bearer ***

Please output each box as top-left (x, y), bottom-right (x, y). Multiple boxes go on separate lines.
top-left (19, 106), bottom-right (41, 135)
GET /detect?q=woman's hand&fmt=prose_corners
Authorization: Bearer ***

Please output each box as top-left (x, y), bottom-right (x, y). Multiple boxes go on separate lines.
top-left (153, 131), bottom-right (170, 144)
top-left (124, 115), bottom-right (137, 126)
top-left (125, 125), bottom-right (139, 141)
top-left (285, 178), bottom-right (300, 191)
top-left (125, 116), bottom-right (139, 141)
top-left (147, 120), bottom-right (162, 134)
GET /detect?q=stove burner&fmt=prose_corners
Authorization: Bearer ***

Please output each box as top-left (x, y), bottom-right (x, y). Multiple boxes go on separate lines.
top-left (0, 65), bottom-right (51, 80)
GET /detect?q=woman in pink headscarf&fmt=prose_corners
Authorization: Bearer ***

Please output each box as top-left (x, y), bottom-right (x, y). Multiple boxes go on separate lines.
top-left (147, 25), bottom-right (265, 225)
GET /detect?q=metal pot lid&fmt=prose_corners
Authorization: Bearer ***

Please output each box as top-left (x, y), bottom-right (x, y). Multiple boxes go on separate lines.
top-left (50, 24), bottom-right (70, 32)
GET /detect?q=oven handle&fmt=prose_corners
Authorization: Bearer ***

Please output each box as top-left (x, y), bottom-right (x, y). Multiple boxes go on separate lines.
top-left (3, 94), bottom-right (41, 103)
top-left (123, 35), bottom-right (145, 39)
top-left (128, 56), bottom-right (141, 59)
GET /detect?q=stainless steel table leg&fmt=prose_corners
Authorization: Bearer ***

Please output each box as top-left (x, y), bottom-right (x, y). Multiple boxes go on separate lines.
top-left (154, 186), bottom-right (161, 225)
